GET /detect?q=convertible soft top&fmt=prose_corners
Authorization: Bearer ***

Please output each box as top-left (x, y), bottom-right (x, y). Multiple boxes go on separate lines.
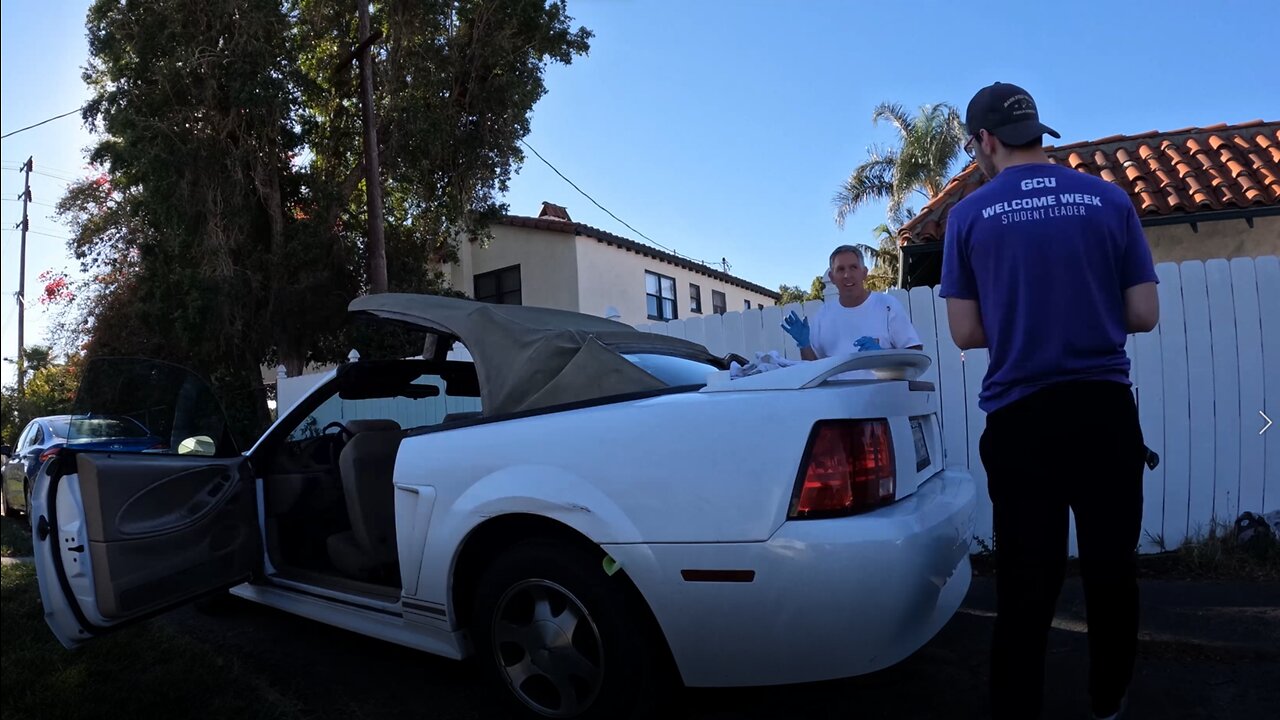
top-left (348, 293), bottom-right (724, 416)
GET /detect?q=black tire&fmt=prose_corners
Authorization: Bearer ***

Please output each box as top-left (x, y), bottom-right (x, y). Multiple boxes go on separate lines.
top-left (22, 480), bottom-right (32, 517)
top-left (471, 540), bottom-right (669, 720)
top-left (0, 481), bottom-right (13, 518)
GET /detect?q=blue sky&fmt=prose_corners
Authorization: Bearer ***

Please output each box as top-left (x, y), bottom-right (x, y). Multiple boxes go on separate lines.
top-left (3, 0), bottom-right (1278, 383)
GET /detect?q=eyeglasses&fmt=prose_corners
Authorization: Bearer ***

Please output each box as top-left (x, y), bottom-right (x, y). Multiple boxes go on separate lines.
top-left (964, 130), bottom-right (986, 159)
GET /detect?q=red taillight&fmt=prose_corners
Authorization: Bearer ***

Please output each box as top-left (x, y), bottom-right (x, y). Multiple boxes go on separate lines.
top-left (789, 420), bottom-right (895, 518)
top-left (40, 446), bottom-right (62, 462)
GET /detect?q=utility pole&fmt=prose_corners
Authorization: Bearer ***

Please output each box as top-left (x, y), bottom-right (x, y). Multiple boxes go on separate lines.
top-left (14, 156), bottom-right (32, 395)
top-left (357, 0), bottom-right (387, 293)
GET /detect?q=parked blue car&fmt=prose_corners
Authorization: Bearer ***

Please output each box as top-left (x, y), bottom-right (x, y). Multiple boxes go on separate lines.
top-left (1, 414), bottom-right (165, 517)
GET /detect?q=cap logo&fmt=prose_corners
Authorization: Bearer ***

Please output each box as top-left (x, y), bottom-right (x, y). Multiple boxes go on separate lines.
top-left (1004, 93), bottom-right (1036, 117)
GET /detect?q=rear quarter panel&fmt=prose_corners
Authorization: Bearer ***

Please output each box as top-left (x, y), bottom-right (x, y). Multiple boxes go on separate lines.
top-left (395, 381), bottom-right (939, 603)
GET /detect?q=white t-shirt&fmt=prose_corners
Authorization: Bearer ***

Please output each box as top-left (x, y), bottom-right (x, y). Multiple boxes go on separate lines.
top-left (809, 292), bottom-right (922, 379)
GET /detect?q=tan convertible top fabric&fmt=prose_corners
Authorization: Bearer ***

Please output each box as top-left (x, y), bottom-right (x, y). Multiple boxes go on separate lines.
top-left (348, 294), bottom-right (718, 415)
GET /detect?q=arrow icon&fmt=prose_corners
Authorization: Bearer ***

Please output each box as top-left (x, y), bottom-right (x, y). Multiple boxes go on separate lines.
top-left (1263, 411), bottom-right (1274, 435)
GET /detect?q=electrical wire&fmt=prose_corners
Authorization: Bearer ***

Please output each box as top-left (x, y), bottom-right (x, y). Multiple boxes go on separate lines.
top-left (29, 170), bottom-right (75, 185)
top-left (0, 107), bottom-right (85, 139)
top-left (1, 168), bottom-right (77, 184)
top-left (518, 138), bottom-right (728, 270)
top-left (1, 227), bottom-right (70, 242)
top-left (1, 198), bottom-right (58, 209)
top-left (3, 161), bottom-right (86, 177)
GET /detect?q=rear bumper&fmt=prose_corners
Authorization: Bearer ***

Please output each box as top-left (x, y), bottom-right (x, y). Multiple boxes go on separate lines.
top-left (603, 468), bottom-right (976, 687)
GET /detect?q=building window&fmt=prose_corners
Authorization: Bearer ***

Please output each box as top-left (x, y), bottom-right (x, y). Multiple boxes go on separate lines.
top-left (646, 271), bottom-right (678, 321)
top-left (712, 290), bottom-right (726, 315)
top-left (689, 284), bottom-right (702, 314)
top-left (743, 299), bottom-right (751, 311)
top-left (474, 265), bottom-right (522, 305)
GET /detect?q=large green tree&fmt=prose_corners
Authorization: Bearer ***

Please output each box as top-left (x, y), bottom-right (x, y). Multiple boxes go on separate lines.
top-left (60, 0), bottom-right (591, 440)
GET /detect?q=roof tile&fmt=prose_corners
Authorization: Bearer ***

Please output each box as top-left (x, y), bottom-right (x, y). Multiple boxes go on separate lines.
top-left (900, 120), bottom-right (1280, 245)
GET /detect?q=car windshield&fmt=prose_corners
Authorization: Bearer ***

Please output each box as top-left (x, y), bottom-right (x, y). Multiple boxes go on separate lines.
top-left (622, 353), bottom-right (720, 387)
top-left (50, 417), bottom-right (150, 440)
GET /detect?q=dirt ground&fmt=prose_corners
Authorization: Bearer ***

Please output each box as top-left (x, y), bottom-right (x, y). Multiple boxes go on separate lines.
top-left (159, 573), bottom-right (1280, 719)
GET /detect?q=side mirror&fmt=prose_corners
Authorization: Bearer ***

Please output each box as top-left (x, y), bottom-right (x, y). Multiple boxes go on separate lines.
top-left (177, 436), bottom-right (216, 456)
top-left (0, 444), bottom-right (11, 457)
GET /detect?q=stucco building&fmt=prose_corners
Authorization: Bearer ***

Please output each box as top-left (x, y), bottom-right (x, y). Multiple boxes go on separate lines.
top-left (448, 202), bottom-right (778, 325)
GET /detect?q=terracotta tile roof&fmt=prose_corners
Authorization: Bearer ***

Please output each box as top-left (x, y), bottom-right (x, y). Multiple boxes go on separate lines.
top-left (494, 215), bottom-right (781, 300)
top-left (900, 119), bottom-right (1280, 245)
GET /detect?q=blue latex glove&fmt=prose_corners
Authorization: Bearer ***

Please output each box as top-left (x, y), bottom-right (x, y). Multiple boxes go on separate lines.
top-left (781, 311), bottom-right (811, 349)
top-left (854, 336), bottom-right (882, 352)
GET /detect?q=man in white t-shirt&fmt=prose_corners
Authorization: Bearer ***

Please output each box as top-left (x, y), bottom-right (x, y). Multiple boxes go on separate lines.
top-left (782, 245), bottom-right (922, 375)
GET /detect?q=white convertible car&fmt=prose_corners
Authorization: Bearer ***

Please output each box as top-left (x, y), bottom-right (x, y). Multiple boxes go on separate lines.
top-left (31, 294), bottom-right (975, 719)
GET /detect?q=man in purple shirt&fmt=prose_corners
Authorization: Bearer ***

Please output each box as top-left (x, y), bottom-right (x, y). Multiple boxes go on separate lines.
top-left (941, 82), bottom-right (1160, 720)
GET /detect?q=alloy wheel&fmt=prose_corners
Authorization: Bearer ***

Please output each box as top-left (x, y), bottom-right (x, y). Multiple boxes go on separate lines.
top-left (490, 578), bottom-right (604, 717)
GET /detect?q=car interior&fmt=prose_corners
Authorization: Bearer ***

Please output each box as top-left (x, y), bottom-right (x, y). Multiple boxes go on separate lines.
top-left (254, 358), bottom-right (482, 600)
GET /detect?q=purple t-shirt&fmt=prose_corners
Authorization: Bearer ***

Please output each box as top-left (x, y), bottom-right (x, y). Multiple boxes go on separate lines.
top-left (940, 163), bottom-right (1158, 413)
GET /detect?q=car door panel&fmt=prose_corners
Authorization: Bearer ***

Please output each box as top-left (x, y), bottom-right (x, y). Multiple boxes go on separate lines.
top-left (74, 452), bottom-right (260, 619)
top-left (31, 357), bottom-right (266, 648)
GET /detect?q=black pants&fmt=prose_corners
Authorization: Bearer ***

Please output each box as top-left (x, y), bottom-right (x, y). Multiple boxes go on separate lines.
top-left (980, 380), bottom-right (1145, 720)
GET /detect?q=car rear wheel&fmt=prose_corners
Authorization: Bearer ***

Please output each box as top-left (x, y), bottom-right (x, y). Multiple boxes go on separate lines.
top-left (0, 481), bottom-right (13, 518)
top-left (472, 540), bottom-right (667, 719)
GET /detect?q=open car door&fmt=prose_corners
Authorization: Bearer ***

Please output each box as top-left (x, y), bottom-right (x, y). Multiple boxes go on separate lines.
top-left (31, 358), bottom-right (261, 648)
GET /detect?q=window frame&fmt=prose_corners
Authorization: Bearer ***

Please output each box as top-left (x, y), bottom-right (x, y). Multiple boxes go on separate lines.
top-left (645, 270), bottom-right (679, 321)
top-left (689, 283), bottom-right (703, 314)
top-left (711, 289), bottom-right (727, 315)
top-left (473, 264), bottom-right (522, 305)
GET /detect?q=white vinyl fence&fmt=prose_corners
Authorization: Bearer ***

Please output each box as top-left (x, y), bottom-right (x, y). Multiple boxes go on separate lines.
top-left (638, 256), bottom-right (1280, 554)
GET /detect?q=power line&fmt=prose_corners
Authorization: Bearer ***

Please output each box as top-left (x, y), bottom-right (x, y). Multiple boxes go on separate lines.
top-left (4, 161), bottom-right (86, 176)
top-left (2, 198), bottom-right (58, 209)
top-left (3, 168), bottom-right (78, 185)
top-left (2, 227), bottom-right (69, 242)
top-left (5, 165), bottom-right (80, 181)
top-left (518, 138), bottom-right (725, 270)
top-left (35, 170), bottom-right (76, 183)
top-left (1, 106), bottom-right (85, 139)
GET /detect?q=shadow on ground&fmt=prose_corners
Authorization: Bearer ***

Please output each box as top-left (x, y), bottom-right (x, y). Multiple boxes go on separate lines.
top-left (156, 573), bottom-right (1279, 720)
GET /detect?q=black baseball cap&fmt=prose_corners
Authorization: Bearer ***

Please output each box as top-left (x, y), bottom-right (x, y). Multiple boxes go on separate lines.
top-left (965, 82), bottom-right (1060, 145)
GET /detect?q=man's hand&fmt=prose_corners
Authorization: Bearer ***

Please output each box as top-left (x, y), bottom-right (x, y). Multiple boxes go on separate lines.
top-left (781, 311), bottom-right (811, 349)
top-left (854, 336), bottom-right (882, 351)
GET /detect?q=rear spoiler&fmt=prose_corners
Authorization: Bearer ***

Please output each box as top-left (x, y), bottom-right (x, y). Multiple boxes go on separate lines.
top-left (700, 350), bottom-right (931, 392)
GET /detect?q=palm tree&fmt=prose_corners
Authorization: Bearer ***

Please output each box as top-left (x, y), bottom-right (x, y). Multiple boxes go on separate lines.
top-left (857, 223), bottom-right (900, 292)
top-left (833, 102), bottom-right (967, 229)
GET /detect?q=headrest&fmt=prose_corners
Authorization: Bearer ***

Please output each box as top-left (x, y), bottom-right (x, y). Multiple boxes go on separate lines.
top-left (344, 419), bottom-right (402, 434)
